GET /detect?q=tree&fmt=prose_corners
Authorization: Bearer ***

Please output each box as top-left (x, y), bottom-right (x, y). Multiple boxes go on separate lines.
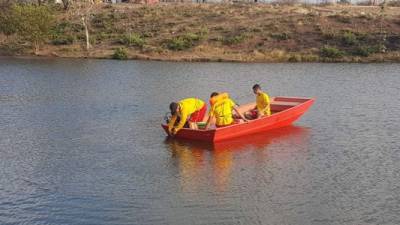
top-left (0, 6), bottom-right (17, 36)
top-left (11, 4), bottom-right (55, 54)
top-left (71, 0), bottom-right (93, 51)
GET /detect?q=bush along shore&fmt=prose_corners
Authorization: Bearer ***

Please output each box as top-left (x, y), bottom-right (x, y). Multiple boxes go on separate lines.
top-left (1, 3), bottom-right (400, 62)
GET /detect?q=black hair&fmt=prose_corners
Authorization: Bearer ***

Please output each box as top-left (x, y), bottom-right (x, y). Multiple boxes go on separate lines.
top-left (210, 92), bottom-right (219, 98)
top-left (252, 84), bottom-right (261, 90)
top-left (169, 102), bottom-right (178, 115)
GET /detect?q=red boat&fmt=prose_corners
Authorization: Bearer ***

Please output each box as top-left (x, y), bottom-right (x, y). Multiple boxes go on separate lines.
top-left (162, 96), bottom-right (315, 142)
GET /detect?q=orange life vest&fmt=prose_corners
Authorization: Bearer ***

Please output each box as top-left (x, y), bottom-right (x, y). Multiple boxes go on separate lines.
top-left (209, 92), bottom-right (229, 106)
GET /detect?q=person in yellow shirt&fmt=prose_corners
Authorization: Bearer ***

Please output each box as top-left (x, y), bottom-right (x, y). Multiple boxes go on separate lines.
top-left (168, 98), bottom-right (207, 135)
top-left (205, 92), bottom-right (247, 129)
top-left (246, 84), bottom-right (271, 119)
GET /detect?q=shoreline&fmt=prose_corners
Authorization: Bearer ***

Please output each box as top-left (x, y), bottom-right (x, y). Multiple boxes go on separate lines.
top-left (1, 4), bottom-right (400, 63)
top-left (2, 53), bottom-right (400, 63)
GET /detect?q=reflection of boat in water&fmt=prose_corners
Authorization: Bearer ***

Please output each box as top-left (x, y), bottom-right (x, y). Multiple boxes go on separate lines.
top-left (213, 125), bottom-right (309, 152)
top-left (165, 125), bottom-right (310, 152)
top-left (165, 125), bottom-right (310, 192)
top-left (162, 96), bottom-right (314, 142)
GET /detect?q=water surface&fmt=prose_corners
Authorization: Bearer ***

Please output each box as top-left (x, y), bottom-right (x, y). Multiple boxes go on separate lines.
top-left (0, 58), bottom-right (399, 225)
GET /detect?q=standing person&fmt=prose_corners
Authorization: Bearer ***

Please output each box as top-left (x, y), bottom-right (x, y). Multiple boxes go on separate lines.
top-left (246, 84), bottom-right (271, 119)
top-left (168, 98), bottom-right (207, 136)
top-left (205, 92), bottom-right (247, 129)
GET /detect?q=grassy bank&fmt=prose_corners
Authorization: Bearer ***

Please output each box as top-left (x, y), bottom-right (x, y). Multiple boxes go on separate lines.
top-left (1, 3), bottom-right (400, 62)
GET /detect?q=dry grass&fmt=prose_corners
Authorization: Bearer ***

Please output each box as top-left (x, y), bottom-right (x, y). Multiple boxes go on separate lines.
top-left (1, 3), bottom-right (400, 62)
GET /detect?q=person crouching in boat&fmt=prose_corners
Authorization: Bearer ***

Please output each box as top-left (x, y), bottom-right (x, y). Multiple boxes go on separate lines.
top-left (168, 98), bottom-right (207, 136)
top-left (245, 84), bottom-right (271, 119)
top-left (205, 92), bottom-right (247, 129)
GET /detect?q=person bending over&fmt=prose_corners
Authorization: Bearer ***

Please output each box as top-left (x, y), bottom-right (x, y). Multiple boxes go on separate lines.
top-left (168, 98), bottom-right (207, 136)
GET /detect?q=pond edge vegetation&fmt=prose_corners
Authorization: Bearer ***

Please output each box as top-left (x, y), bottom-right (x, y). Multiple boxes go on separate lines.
top-left (1, 2), bottom-right (400, 62)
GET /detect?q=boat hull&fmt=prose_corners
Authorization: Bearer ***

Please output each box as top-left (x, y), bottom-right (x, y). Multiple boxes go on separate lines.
top-left (162, 96), bottom-right (314, 142)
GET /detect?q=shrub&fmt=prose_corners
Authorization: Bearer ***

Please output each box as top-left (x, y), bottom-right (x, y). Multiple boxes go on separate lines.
top-left (198, 27), bottom-right (209, 39)
top-left (322, 30), bottom-right (336, 40)
top-left (329, 15), bottom-right (351, 24)
top-left (112, 47), bottom-right (128, 60)
top-left (167, 37), bottom-right (191, 51)
top-left (50, 22), bottom-right (75, 45)
top-left (288, 54), bottom-right (302, 62)
top-left (351, 46), bottom-right (379, 57)
top-left (0, 40), bottom-right (25, 55)
top-left (120, 33), bottom-right (145, 47)
top-left (387, 0), bottom-right (400, 6)
top-left (52, 21), bottom-right (70, 34)
top-left (51, 35), bottom-right (74, 45)
top-left (93, 32), bottom-right (110, 42)
top-left (270, 32), bottom-right (290, 41)
top-left (91, 13), bottom-right (108, 29)
top-left (321, 46), bottom-right (344, 58)
top-left (223, 34), bottom-right (247, 45)
top-left (0, 8), bottom-right (17, 35)
top-left (166, 32), bottom-right (205, 51)
top-left (251, 27), bottom-right (262, 33)
top-left (183, 32), bottom-right (201, 42)
top-left (351, 46), bottom-right (370, 57)
top-left (341, 31), bottom-right (358, 46)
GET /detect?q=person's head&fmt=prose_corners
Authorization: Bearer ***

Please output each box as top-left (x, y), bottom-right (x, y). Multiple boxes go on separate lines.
top-left (169, 102), bottom-right (179, 115)
top-left (210, 92), bottom-right (219, 98)
top-left (252, 84), bottom-right (261, 94)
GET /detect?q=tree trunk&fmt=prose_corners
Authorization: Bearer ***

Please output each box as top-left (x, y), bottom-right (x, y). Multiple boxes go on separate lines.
top-left (62, 0), bottom-right (70, 10)
top-left (34, 41), bottom-right (40, 55)
top-left (82, 16), bottom-right (90, 51)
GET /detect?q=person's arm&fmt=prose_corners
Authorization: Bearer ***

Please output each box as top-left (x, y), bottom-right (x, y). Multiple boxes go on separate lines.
top-left (205, 107), bottom-right (215, 130)
top-left (168, 115), bottom-right (177, 135)
top-left (172, 111), bottom-right (188, 135)
top-left (233, 106), bottom-right (248, 122)
top-left (205, 115), bottom-right (214, 130)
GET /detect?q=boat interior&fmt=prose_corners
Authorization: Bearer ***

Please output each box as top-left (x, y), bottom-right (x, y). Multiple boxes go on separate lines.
top-left (201, 96), bottom-right (310, 123)
top-left (237, 97), bottom-right (309, 115)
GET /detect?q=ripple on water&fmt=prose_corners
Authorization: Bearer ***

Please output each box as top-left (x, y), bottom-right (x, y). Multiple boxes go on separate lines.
top-left (1, 59), bottom-right (400, 225)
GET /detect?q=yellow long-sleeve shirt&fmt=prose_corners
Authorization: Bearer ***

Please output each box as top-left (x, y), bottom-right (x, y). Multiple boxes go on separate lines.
top-left (168, 98), bottom-right (205, 133)
top-left (256, 91), bottom-right (271, 116)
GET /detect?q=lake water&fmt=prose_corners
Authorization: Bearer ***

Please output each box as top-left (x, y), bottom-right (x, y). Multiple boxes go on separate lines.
top-left (0, 58), bottom-right (399, 225)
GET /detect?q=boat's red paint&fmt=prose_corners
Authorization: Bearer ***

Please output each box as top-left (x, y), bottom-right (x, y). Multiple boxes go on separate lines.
top-left (162, 96), bottom-right (315, 142)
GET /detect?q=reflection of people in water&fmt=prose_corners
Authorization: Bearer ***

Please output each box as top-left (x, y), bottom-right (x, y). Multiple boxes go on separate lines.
top-left (168, 141), bottom-right (205, 192)
top-left (166, 132), bottom-right (274, 192)
top-left (167, 139), bottom-right (234, 192)
top-left (165, 126), bottom-right (310, 192)
top-left (212, 149), bottom-right (233, 192)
